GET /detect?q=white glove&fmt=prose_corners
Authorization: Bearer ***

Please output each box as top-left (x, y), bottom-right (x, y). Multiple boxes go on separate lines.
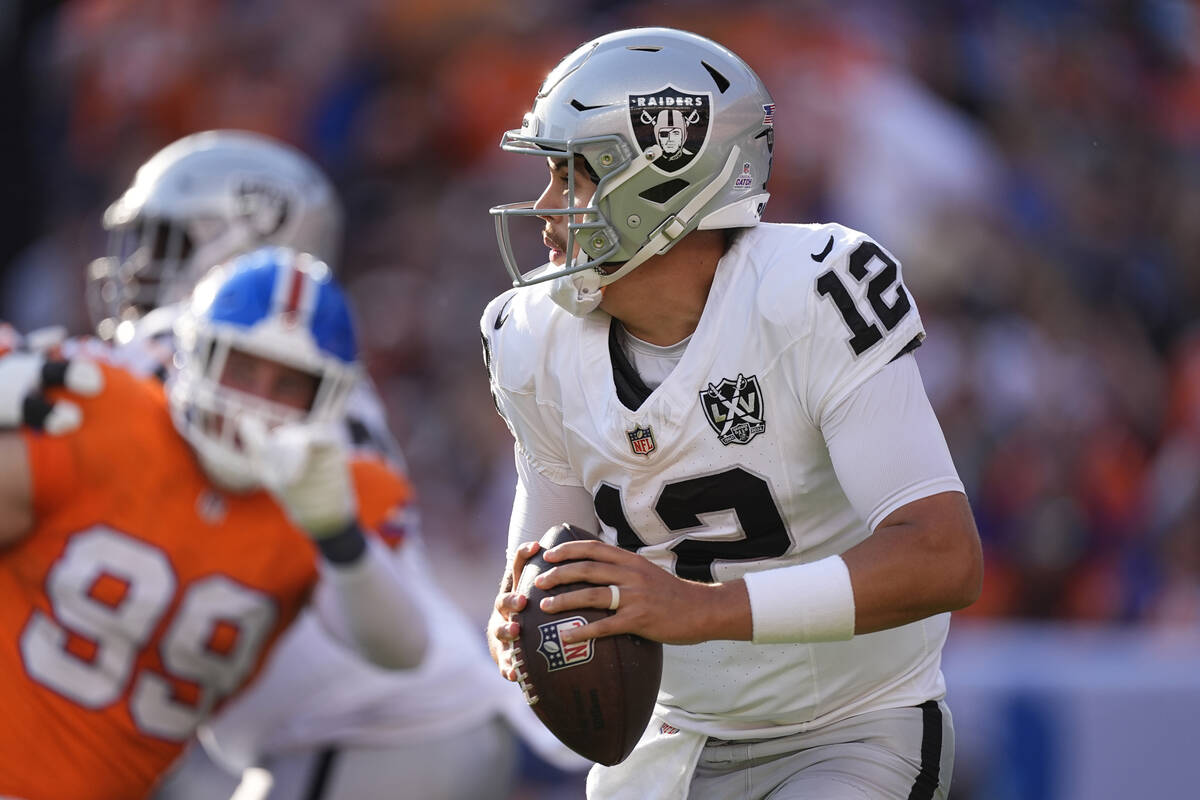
top-left (0, 351), bottom-right (103, 435)
top-left (241, 418), bottom-right (358, 539)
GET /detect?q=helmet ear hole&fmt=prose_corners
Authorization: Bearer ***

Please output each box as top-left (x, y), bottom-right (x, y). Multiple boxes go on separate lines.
top-left (639, 180), bottom-right (690, 205)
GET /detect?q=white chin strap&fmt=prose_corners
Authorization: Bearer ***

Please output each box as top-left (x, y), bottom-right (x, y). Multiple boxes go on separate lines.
top-left (549, 268), bottom-right (606, 316)
top-left (548, 146), bottom-right (744, 317)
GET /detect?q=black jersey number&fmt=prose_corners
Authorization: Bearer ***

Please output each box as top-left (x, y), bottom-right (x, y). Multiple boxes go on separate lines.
top-left (816, 241), bottom-right (912, 355)
top-left (594, 467), bottom-right (791, 582)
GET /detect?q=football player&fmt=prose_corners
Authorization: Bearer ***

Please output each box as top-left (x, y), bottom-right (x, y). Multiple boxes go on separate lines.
top-left (87, 131), bottom-right (550, 799)
top-left (482, 27), bottom-right (984, 799)
top-left (83, 129), bottom-right (402, 454)
top-left (0, 248), bottom-right (428, 800)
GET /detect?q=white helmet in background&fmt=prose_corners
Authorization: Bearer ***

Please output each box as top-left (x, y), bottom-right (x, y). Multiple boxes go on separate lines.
top-left (89, 130), bottom-right (343, 342)
top-left (489, 27), bottom-right (775, 315)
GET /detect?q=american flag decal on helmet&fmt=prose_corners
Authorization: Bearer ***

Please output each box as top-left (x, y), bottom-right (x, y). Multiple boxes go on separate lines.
top-left (762, 103), bottom-right (776, 126)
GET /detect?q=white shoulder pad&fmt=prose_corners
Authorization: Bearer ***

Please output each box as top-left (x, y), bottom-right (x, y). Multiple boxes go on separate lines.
top-left (479, 285), bottom-right (580, 485)
top-left (481, 287), bottom-right (538, 394)
top-left (753, 223), bottom-right (925, 425)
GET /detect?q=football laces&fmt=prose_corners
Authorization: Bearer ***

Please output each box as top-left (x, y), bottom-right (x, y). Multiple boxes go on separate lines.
top-left (510, 641), bottom-right (539, 705)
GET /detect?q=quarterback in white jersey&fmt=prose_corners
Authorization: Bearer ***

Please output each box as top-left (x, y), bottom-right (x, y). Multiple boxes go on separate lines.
top-left (483, 28), bottom-right (982, 800)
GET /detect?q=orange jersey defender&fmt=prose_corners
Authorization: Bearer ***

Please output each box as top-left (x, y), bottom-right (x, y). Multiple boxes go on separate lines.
top-left (0, 364), bottom-right (411, 800)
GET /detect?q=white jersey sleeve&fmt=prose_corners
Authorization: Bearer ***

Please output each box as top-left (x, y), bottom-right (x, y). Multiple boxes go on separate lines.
top-left (781, 226), bottom-right (926, 427)
top-left (822, 353), bottom-right (964, 531)
top-left (508, 445), bottom-right (598, 560)
top-left (480, 287), bottom-right (581, 486)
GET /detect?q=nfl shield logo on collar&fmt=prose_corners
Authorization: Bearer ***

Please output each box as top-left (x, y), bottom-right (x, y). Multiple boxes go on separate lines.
top-left (627, 425), bottom-right (656, 456)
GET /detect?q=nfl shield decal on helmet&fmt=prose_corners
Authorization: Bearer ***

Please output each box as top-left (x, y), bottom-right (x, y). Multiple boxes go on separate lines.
top-left (628, 87), bottom-right (711, 174)
top-left (700, 373), bottom-right (766, 446)
top-left (627, 425), bottom-right (656, 456)
top-left (537, 616), bottom-right (593, 671)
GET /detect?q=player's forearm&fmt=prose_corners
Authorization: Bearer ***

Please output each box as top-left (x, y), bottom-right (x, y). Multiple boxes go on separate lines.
top-left (740, 492), bottom-right (980, 644)
top-left (315, 526), bottom-right (429, 669)
top-left (0, 433), bottom-right (34, 546)
top-left (841, 491), bottom-right (982, 634)
top-left (701, 579), bottom-right (754, 641)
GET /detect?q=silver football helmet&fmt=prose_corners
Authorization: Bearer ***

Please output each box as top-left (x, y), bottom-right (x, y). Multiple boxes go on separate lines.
top-left (89, 130), bottom-right (343, 343)
top-left (490, 27), bottom-right (774, 315)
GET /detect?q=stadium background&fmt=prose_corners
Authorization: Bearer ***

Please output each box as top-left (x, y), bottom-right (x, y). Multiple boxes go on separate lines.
top-left (1, 0), bottom-right (1198, 797)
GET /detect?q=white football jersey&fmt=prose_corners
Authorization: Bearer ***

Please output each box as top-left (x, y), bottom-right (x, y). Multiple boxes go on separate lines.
top-left (482, 222), bottom-right (953, 738)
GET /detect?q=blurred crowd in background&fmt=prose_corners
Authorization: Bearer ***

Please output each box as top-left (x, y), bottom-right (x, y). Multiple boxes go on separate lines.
top-left (2, 0), bottom-right (1198, 638)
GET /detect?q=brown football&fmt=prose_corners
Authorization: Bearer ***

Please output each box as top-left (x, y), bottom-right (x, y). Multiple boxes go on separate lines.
top-left (513, 523), bottom-right (663, 766)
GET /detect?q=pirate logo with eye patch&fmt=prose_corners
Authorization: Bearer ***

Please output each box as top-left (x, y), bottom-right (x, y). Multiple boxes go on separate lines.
top-left (628, 87), bottom-right (711, 174)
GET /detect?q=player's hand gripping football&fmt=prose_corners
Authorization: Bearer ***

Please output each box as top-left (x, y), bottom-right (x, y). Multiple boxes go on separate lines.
top-left (531, 539), bottom-right (752, 647)
top-left (0, 343), bottom-right (104, 435)
top-left (242, 419), bottom-right (357, 539)
top-left (489, 536), bottom-right (752, 679)
top-left (489, 539), bottom-right (541, 681)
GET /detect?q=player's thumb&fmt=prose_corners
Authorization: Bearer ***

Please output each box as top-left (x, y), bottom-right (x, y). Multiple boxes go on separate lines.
top-left (269, 421), bottom-right (357, 538)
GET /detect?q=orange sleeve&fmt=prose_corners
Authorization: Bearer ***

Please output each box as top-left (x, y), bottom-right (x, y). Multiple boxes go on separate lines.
top-left (19, 429), bottom-right (79, 515)
top-left (23, 364), bottom-right (167, 516)
top-left (350, 458), bottom-right (416, 548)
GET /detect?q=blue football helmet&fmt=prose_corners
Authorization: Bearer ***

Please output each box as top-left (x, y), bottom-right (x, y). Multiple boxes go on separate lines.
top-left (168, 246), bottom-right (359, 490)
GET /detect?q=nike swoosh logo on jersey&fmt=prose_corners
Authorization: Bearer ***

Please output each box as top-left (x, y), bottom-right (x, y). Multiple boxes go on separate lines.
top-left (811, 235), bottom-right (834, 263)
top-left (494, 296), bottom-right (514, 330)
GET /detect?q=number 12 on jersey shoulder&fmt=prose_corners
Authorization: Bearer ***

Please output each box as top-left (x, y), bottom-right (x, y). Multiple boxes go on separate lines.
top-left (816, 241), bottom-right (913, 356)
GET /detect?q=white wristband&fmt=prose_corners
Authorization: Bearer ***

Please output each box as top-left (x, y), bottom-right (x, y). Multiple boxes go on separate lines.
top-left (743, 555), bottom-right (856, 644)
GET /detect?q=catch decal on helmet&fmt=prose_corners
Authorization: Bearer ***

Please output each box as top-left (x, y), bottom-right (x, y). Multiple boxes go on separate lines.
top-left (628, 88), bottom-right (711, 173)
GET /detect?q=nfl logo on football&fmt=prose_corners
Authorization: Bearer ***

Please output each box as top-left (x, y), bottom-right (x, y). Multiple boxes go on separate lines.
top-left (626, 425), bottom-right (656, 456)
top-left (537, 617), bottom-right (594, 672)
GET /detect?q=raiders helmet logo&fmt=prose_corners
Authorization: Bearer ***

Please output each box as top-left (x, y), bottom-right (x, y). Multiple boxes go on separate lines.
top-left (233, 177), bottom-right (293, 239)
top-left (628, 87), bottom-right (711, 174)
